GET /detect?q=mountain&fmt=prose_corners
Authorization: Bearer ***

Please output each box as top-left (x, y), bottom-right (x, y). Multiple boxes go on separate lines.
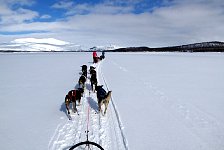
top-left (0, 38), bottom-right (82, 52)
top-left (177, 41), bottom-right (224, 52)
top-left (0, 38), bottom-right (122, 52)
top-left (1, 39), bottom-right (224, 52)
top-left (111, 41), bottom-right (224, 52)
top-left (89, 45), bottom-right (123, 51)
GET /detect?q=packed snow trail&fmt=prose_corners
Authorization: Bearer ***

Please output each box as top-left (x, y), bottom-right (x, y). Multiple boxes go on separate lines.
top-left (97, 61), bottom-right (129, 150)
top-left (48, 60), bottom-right (128, 150)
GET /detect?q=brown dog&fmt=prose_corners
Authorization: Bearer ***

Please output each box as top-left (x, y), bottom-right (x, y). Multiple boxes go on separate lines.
top-left (96, 85), bottom-right (112, 115)
top-left (65, 88), bottom-right (84, 115)
top-left (99, 91), bottom-right (112, 115)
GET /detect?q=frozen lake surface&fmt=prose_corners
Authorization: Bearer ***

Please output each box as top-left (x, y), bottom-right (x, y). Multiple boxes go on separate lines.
top-left (0, 52), bottom-right (224, 150)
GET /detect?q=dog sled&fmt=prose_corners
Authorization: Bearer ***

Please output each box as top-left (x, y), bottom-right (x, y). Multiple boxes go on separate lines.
top-left (69, 130), bottom-right (104, 150)
top-left (69, 141), bottom-right (104, 150)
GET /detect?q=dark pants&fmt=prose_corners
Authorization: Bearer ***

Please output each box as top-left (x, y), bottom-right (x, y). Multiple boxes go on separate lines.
top-left (93, 57), bottom-right (99, 63)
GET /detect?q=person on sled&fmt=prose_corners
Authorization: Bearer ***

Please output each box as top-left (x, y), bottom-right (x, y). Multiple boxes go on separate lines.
top-left (93, 51), bottom-right (99, 63)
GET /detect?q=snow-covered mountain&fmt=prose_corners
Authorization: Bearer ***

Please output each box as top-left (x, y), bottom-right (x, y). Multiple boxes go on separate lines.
top-left (2, 38), bottom-right (222, 52)
top-left (89, 45), bottom-right (123, 51)
top-left (0, 38), bottom-right (122, 52)
top-left (12, 38), bottom-right (70, 46)
top-left (0, 38), bottom-right (82, 52)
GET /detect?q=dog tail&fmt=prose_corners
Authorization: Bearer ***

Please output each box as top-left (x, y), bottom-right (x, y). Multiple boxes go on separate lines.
top-left (103, 91), bottom-right (112, 115)
top-left (105, 91), bottom-right (112, 102)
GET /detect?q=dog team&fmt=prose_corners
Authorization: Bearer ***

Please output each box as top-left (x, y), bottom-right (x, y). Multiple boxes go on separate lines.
top-left (64, 52), bottom-right (111, 118)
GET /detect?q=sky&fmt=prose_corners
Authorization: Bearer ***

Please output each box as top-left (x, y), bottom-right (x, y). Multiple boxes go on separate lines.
top-left (0, 0), bottom-right (224, 48)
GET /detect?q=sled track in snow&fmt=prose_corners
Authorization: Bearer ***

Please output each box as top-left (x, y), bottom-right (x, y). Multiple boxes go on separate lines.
top-left (142, 82), bottom-right (224, 150)
top-left (48, 61), bottom-right (128, 150)
top-left (109, 60), bottom-right (224, 150)
top-left (97, 61), bottom-right (129, 150)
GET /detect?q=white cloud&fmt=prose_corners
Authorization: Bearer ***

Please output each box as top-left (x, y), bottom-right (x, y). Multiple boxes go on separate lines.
top-left (0, 0), bottom-right (38, 25)
top-left (92, 4), bottom-right (134, 14)
top-left (51, 0), bottom-right (74, 9)
top-left (40, 14), bottom-right (51, 19)
top-left (0, 0), bottom-right (35, 6)
top-left (104, 0), bottom-right (145, 6)
top-left (1, 0), bottom-right (224, 48)
top-left (52, 0), bottom-right (137, 15)
top-left (65, 3), bottom-right (134, 15)
top-left (0, 5), bottom-right (13, 16)
top-left (0, 8), bottom-right (38, 25)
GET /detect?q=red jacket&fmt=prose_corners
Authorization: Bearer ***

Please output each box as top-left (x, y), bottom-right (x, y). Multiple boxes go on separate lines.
top-left (93, 51), bottom-right (97, 57)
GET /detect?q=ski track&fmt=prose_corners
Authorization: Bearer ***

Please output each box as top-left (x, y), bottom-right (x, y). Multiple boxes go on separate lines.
top-left (144, 83), bottom-right (224, 149)
top-left (48, 60), bottom-right (128, 150)
top-left (111, 60), bottom-right (224, 150)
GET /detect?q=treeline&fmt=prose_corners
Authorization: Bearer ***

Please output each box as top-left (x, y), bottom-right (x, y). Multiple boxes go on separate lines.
top-left (108, 41), bottom-right (224, 52)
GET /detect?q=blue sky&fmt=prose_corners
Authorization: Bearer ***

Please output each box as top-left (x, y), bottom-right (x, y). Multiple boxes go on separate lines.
top-left (0, 0), bottom-right (224, 47)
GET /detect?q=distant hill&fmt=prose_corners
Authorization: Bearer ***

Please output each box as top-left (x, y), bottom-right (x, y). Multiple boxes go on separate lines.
top-left (0, 38), bottom-right (82, 52)
top-left (1, 39), bottom-right (224, 52)
top-left (110, 41), bottom-right (224, 52)
top-left (0, 38), bottom-right (121, 52)
top-left (89, 45), bottom-right (122, 51)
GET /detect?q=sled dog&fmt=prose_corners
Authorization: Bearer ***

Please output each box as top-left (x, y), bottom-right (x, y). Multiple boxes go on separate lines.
top-left (96, 85), bottom-right (112, 115)
top-left (65, 88), bottom-right (84, 114)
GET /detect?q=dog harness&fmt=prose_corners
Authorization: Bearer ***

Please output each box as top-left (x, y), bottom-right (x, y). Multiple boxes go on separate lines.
top-left (97, 88), bottom-right (107, 99)
top-left (67, 90), bottom-right (77, 103)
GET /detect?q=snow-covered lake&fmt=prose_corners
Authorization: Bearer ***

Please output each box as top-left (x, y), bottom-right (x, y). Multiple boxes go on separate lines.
top-left (0, 52), bottom-right (224, 150)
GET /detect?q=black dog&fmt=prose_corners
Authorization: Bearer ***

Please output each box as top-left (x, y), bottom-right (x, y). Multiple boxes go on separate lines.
top-left (79, 75), bottom-right (86, 89)
top-left (90, 72), bottom-right (97, 92)
top-left (96, 85), bottom-right (112, 115)
top-left (89, 66), bottom-right (96, 76)
top-left (81, 65), bottom-right (87, 78)
top-left (65, 88), bottom-right (84, 115)
top-left (89, 66), bottom-right (97, 92)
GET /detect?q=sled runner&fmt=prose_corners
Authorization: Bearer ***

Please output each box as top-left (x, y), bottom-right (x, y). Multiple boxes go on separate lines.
top-left (69, 130), bottom-right (104, 150)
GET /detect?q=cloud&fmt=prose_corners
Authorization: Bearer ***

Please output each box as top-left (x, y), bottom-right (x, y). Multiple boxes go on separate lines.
top-left (0, 0), bottom-right (38, 25)
top-left (64, 3), bottom-right (134, 15)
top-left (51, 0), bottom-right (74, 9)
top-left (0, 0), bottom-right (35, 6)
top-left (0, 5), bottom-right (13, 16)
top-left (0, 8), bottom-right (38, 25)
top-left (0, 0), bottom-right (224, 48)
top-left (40, 14), bottom-right (51, 19)
top-left (51, 0), bottom-right (144, 15)
top-left (154, 0), bottom-right (224, 43)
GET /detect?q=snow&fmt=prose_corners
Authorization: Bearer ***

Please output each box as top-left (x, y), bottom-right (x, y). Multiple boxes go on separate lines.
top-left (0, 52), bottom-right (224, 150)
top-left (0, 38), bottom-right (121, 52)
top-left (12, 38), bottom-right (70, 46)
top-left (0, 38), bottom-right (82, 52)
top-left (90, 45), bottom-right (123, 51)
